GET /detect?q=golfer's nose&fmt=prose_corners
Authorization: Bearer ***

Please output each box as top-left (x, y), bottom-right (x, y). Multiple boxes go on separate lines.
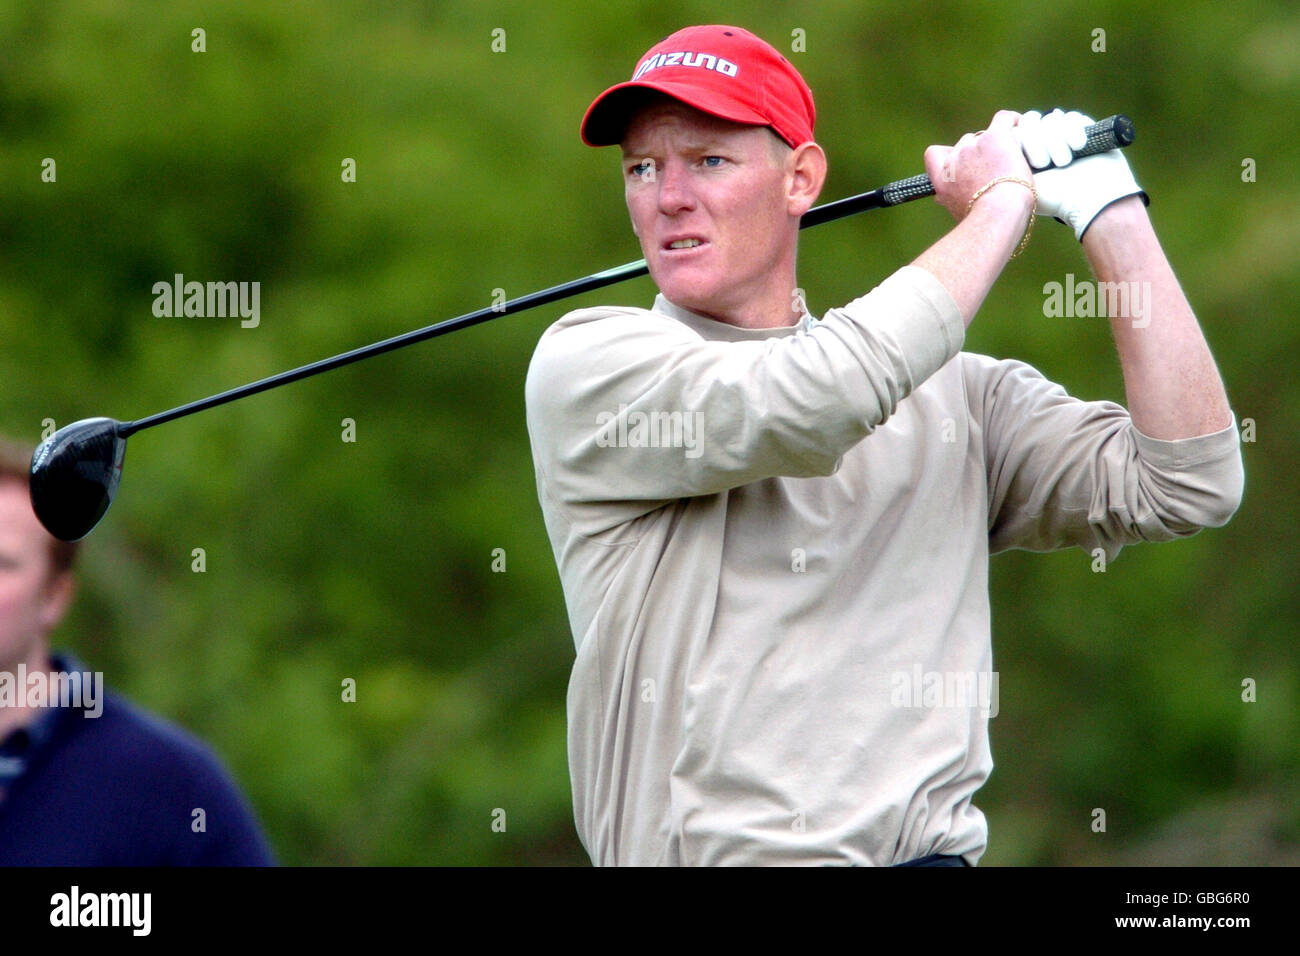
top-left (656, 159), bottom-right (696, 216)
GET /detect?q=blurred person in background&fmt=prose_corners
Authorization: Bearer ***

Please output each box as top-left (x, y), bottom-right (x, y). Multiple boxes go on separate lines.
top-left (0, 437), bottom-right (274, 865)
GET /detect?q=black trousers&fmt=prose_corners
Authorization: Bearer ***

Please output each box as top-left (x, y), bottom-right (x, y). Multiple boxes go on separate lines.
top-left (892, 853), bottom-right (970, 867)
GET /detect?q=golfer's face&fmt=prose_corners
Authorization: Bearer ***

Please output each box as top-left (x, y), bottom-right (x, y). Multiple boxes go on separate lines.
top-left (621, 101), bottom-right (793, 320)
top-left (0, 480), bottom-right (66, 669)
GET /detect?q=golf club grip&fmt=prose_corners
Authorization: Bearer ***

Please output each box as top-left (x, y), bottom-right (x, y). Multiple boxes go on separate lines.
top-left (879, 113), bottom-right (1136, 207)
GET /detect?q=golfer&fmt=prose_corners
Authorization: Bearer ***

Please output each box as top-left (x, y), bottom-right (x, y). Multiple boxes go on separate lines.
top-left (524, 25), bottom-right (1243, 865)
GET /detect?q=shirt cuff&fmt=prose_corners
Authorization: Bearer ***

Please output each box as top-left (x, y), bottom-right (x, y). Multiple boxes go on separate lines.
top-left (1131, 411), bottom-right (1242, 468)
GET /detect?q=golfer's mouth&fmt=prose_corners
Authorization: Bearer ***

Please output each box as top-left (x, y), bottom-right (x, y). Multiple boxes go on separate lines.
top-left (661, 237), bottom-right (709, 254)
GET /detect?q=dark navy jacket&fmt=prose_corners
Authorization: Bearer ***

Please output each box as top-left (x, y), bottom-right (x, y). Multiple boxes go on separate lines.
top-left (0, 653), bottom-right (274, 865)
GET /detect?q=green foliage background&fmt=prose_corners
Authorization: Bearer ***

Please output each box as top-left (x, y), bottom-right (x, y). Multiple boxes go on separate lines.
top-left (1, 0), bottom-right (1295, 865)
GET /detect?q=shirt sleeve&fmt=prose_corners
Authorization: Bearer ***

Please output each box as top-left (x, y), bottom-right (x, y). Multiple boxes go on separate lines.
top-left (964, 352), bottom-right (1245, 559)
top-left (525, 265), bottom-right (963, 525)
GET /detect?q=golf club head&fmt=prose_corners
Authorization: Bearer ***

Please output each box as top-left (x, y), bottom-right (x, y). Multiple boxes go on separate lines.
top-left (29, 417), bottom-right (127, 542)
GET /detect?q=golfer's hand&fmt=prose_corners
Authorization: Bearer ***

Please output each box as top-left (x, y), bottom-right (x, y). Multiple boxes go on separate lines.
top-left (1016, 108), bottom-right (1146, 240)
top-left (913, 112), bottom-right (1036, 330)
top-left (925, 110), bottom-right (1035, 226)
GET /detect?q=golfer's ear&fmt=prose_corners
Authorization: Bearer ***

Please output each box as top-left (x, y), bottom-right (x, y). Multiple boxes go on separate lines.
top-left (787, 142), bottom-right (827, 217)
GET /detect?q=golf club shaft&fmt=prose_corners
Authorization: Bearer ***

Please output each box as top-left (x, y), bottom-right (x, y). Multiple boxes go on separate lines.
top-left (120, 114), bottom-right (1134, 437)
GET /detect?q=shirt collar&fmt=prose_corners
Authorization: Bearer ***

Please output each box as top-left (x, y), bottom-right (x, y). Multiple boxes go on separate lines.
top-left (651, 293), bottom-right (819, 341)
top-left (0, 650), bottom-right (89, 761)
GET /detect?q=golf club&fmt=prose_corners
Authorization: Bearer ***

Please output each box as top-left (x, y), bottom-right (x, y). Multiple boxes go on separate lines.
top-left (29, 114), bottom-right (1135, 542)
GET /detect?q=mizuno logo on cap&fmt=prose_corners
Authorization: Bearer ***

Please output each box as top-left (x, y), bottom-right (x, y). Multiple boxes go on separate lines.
top-left (632, 51), bottom-right (739, 80)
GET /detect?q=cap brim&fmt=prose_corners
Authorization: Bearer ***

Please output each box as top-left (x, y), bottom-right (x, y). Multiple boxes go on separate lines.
top-left (580, 80), bottom-right (770, 147)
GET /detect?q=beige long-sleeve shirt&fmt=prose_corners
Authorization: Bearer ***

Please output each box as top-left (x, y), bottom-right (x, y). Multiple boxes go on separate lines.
top-left (524, 265), bottom-right (1244, 866)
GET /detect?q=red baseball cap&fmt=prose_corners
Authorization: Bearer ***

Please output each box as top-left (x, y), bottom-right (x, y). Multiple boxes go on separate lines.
top-left (580, 25), bottom-right (816, 149)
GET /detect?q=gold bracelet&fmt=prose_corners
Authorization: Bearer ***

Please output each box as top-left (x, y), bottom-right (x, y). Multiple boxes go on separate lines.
top-left (966, 176), bottom-right (1037, 259)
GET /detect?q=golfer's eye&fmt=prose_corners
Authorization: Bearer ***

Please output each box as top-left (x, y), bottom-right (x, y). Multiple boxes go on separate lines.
top-left (702, 156), bottom-right (725, 168)
top-left (628, 161), bottom-right (655, 178)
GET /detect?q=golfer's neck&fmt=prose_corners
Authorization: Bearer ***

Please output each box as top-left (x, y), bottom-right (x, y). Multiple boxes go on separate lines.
top-left (724, 300), bottom-right (805, 330)
top-left (698, 272), bottom-right (806, 330)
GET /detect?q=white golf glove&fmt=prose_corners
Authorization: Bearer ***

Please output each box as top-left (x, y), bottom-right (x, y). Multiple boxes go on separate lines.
top-left (1016, 109), bottom-right (1148, 241)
